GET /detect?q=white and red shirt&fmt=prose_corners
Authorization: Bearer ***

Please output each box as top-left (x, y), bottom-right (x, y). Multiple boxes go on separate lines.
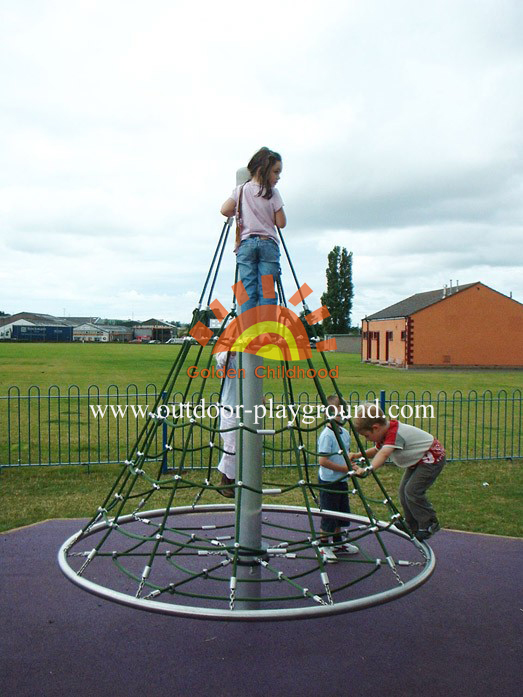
top-left (377, 420), bottom-right (445, 468)
top-left (231, 181), bottom-right (283, 244)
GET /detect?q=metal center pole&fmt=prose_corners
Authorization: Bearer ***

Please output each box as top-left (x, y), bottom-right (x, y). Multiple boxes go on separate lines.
top-left (231, 166), bottom-right (264, 610)
top-left (235, 352), bottom-right (264, 609)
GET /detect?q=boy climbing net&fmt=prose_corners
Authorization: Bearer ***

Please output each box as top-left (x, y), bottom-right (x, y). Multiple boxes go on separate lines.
top-left (351, 402), bottom-right (445, 541)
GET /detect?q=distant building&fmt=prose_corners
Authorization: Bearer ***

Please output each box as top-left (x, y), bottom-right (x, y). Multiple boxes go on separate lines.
top-left (0, 312), bottom-right (73, 342)
top-left (59, 316), bottom-right (100, 327)
top-left (361, 282), bottom-right (523, 368)
top-left (0, 312), bottom-right (177, 343)
top-left (73, 323), bottom-right (133, 342)
top-left (324, 334), bottom-right (361, 353)
top-left (133, 319), bottom-right (176, 343)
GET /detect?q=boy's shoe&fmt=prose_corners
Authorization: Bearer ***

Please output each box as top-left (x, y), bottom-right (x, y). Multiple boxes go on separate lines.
top-left (334, 542), bottom-right (359, 555)
top-left (394, 519), bottom-right (417, 536)
top-left (415, 520), bottom-right (440, 541)
top-left (218, 473), bottom-right (235, 499)
top-left (318, 546), bottom-right (338, 563)
top-left (429, 520), bottom-right (441, 534)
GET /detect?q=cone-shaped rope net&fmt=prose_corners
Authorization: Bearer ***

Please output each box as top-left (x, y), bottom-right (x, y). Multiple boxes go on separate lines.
top-left (59, 219), bottom-right (434, 620)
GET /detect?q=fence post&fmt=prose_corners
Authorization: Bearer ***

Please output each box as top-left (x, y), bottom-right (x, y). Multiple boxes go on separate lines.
top-left (380, 389), bottom-right (386, 415)
top-left (161, 390), bottom-right (168, 474)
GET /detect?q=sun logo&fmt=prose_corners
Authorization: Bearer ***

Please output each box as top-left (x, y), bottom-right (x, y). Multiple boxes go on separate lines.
top-left (189, 278), bottom-right (337, 361)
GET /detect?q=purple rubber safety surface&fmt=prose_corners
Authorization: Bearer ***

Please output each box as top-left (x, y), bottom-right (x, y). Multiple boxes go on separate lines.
top-left (1, 519), bottom-right (522, 697)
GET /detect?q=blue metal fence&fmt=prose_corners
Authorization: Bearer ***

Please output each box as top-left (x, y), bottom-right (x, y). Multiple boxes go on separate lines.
top-left (1, 385), bottom-right (521, 468)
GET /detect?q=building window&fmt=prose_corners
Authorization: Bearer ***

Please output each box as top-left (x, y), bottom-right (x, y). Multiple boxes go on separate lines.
top-left (401, 331), bottom-right (406, 340)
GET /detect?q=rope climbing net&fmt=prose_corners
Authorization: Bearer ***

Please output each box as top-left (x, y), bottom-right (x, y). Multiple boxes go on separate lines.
top-left (59, 218), bottom-right (435, 620)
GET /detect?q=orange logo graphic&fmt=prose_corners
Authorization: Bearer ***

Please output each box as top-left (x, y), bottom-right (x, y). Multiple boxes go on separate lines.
top-left (189, 278), bottom-right (337, 361)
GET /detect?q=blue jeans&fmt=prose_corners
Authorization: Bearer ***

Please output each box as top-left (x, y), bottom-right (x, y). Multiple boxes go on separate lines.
top-left (236, 237), bottom-right (281, 313)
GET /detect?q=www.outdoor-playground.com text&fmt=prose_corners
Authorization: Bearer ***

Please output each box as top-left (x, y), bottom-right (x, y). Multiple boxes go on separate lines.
top-left (89, 399), bottom-right (435, 425)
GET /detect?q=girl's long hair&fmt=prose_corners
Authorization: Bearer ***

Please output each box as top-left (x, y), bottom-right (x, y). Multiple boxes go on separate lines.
top-left (247, 147), bottom-right (281, 199)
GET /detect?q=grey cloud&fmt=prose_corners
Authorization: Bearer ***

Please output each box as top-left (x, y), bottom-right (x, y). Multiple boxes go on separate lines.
top-left (287, 159), bottom-right (522, 232)
top-left (2, 1), bottom-right (523, 321)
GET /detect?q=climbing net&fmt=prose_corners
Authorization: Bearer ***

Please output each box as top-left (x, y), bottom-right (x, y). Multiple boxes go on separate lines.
top-left (59, 218), bottom-right (435, 620)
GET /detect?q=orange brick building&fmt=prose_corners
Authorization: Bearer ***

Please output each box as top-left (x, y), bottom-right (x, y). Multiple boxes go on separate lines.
top-left (361, 282), bottom-right (523, 368)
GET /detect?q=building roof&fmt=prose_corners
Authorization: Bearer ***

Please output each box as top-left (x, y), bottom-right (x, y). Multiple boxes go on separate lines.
top-left (73, 322), bottom-right (133, 332)
top-left (59, 317), bottom-right (100, 326)
top-left (0, 312), bottom-right (70, 328)
top-left (365, 283), bottom-right (478, 320)
top-left (98, 325), bottom-right (133, 333)
top-left (134, 318), bottom-right (176, 328)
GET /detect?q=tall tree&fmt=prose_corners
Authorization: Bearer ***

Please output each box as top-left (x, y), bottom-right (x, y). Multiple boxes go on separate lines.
top-left (320, 246), bottom-right (353, 334)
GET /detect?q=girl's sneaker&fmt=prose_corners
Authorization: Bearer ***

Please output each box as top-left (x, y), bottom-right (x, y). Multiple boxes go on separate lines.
top-left (335, 542), bottom-right (359, 555)
top-left (318, 546), bottom-right (338, 563)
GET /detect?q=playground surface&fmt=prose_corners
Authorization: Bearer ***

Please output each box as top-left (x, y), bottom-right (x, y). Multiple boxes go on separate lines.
top-left (1, 519), bottom-right (522, 697)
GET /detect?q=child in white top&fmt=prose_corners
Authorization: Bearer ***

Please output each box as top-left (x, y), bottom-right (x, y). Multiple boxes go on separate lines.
top-left (221, 147), bottom-right (286, 313)
top-left (214, 351), bottom-right (237, 498)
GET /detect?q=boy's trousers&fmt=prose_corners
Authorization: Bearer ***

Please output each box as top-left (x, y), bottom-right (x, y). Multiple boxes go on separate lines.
top-left (398, 457), bottom-right (445, 530)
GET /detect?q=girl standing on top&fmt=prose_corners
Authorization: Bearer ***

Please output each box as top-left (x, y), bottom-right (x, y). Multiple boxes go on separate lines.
top-left (220, 147), bottom-right (286, 313)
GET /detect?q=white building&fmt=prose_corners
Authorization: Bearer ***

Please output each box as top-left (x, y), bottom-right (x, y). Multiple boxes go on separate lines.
top-left (73, 323), bottom-right (133, 342)
top-left (0, 317), bottom-right (33, 339)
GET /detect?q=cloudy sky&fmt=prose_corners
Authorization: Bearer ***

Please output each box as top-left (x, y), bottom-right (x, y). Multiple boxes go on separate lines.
top-left (1, 0), bottom-right (522, 325)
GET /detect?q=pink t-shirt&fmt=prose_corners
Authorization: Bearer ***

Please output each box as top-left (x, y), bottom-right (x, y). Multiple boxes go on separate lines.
top-left (231, 181), bottom-right (284, 244)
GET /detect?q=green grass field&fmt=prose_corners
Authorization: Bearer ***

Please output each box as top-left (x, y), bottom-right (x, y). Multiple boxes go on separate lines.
top-left (2, 341), bottom-right (523, 393)
top-left (2, 459), bottom-right (522, 537)
top-left (1, 343), bottom-right (522, 536)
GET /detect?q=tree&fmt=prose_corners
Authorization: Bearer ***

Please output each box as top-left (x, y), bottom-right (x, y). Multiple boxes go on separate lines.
top-left (320, 246), bottom-right (353, 334)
